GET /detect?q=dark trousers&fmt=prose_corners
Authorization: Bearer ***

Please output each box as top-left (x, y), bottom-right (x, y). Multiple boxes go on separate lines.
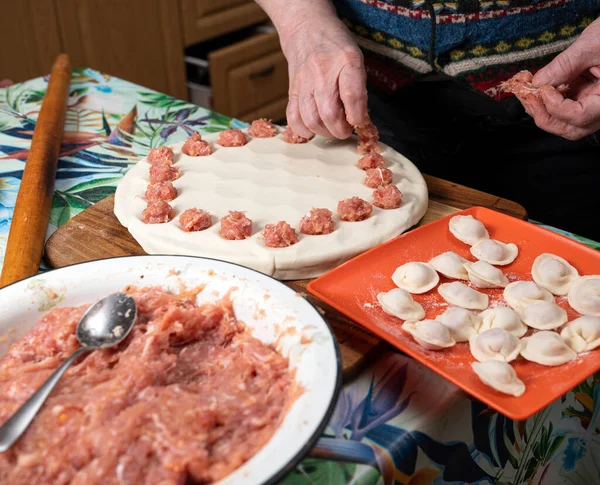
top-left (368, 78), bottom-right (600, 241)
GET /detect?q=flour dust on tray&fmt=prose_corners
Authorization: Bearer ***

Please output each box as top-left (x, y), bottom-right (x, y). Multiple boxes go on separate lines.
top-left (114, 122), bottom-right (428, 279)
top-left (0, 287), bottom-right (294, 485)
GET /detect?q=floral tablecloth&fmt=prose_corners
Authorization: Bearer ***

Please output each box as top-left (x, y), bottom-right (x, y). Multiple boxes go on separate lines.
top-left (1, 69), bottom-right (599, 485)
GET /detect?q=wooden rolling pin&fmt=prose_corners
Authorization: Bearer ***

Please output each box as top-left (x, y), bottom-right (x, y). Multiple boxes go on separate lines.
top-left (0, 54), bottom-right (72, 287)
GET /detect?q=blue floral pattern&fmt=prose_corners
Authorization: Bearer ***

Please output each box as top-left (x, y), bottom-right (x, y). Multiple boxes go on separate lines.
top-left (1, 69), bottom-right (599, 484)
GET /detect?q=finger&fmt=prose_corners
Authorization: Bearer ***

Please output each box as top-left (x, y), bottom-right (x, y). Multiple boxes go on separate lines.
top-left (314, 82), bottom-right (353, 139)
top-left (521, 95), bottom-right (588, 140)
top-left (287, 77), bottom-right (312, 139)
top-left (540, 86), bottom-right (600, 128)
top-left (339, 63), bottom-right (368, 127)
top-left (533, 45), bottom-right (588, 87)
top-left (299, 85), bottom-right (332, 138)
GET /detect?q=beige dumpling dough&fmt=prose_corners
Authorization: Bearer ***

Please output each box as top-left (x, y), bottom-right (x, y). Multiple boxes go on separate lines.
top-left (531, 253), bottom-right (579, 296)
top-left (429, 251), bottom-right (470, 280)
top-left (477, 307), bottom-right (527, 338)
top-left (568, 276), bottom-right (600, 317)
top-left (503, 281), bottom-right (554, 311)
top-left (470, 239), bottom-right (518, 266)
top-left (402, 319), bottom-right (456, 350)
top-left (518, 301), bottom-right (568, 330)
top-left (560, 316), bottom-right (600, 353)
top-left (520, 331), bottom-right (577, 366)
top-left (472, 361), bottom-right (526, 397)
top-left (438, 282), bottom-right (489, 310)
top-left (436, 306), bottom-right (480, 342)
top-left (392, 262), bottom-right (439, 294)
top-left (449, 215), bottom-right (489, 246)
top-left (377, 288), bottom-right (425, 321)
top-left (114, 131), bottom-right (429, 280)
top-left (469, 328), bottom-right (522, 363)
top-left (464, 260), bottom-right (509, 289)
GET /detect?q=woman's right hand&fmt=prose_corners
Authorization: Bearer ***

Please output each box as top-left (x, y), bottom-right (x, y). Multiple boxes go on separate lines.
top-left (277, 10), bottom-right (369, 139)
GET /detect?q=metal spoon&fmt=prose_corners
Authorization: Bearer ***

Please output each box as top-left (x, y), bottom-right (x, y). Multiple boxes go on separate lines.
top-left (0, 292), bottom-right (137, 452)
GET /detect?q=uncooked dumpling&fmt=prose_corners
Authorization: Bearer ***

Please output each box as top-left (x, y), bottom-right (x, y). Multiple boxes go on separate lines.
top-left (520, 331), bottom-right (577, 366)
top-left (478, 306), bottom-right (528, 338)
top-left (449, 215), bottom-right (489, 246)
top-left (377, 288), bottom-right (425, 321)
top-left (568, 276), bottom-right (600, 317)
top-left (464, 260), bottom-right (509, 289)
top-left (532, 253), bottom-right (579, 296)
top-left (503, 281), bottom-right (554, 311)
top-left (518, 301), bottom-right (568, 330)
top-left (429, 251), bottom-right (470, 280)
top-left (470, 239), bottom-right (518, 266)
top-left (438, 282), bottom-right (489, 310)
top-left (560, 316), bottom-right (600, 353)
top-left (437, 306), bottom-right (480, 342)
top-left (469, 328), bottom-right (522, 362)
top-left (392, 262), bottom-right (439, 294)
top-left (472, 361), bottom-right (526, 397)
top-left (402, 319), bottom-right (456, 350)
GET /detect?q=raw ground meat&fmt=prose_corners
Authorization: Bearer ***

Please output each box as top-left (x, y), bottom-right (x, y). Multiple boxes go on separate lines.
top-left (182, 132), bottom-right (212, 157)
top-left (501, 70), bottom-right (568, 99)
top-left (149, 164), bottom-right (179, 184)
top-left (358, 152), bottom-right (386, 170)
top-left (147, 146), bottom-right (174, 165)
top-left (248, 119), bottom-right (277, 138)
top-left (299, 208), bottom-right (335, 235)
top-left (354, 121), bottom-right (383, 154)
top-left (337, 197), bottom-right (373, 222)
top-left (0, 287), bottom-right (292, 485)
top-left (281, 126), bottom-right (310, 144)
top-left (263, 221), bottom-right (299, 248)
top-left (372, 184), bottom-right (402, 209)
top-left (145, 181), bottom-right (177, 202)
top-left (141, 200), bottom-right (175, 224)
top-left (364, 167), bottom-right (393, 188)
top-left (179, 208), bottom-right (212, 232)
top-left (217, 129), bottom-right (248, 147)
top-left (219, 211), bottom-right (253, 240)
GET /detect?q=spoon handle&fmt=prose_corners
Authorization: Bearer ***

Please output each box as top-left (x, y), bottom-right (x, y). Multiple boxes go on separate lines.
top-left (0, 346), bottom-right (89, 452)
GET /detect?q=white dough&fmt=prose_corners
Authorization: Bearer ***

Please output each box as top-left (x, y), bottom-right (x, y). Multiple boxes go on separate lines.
top-left (449, 215), bottom-right (489, 246)
top-left (568, 276), bottom-right (600, 317)
top-left (560, 316), bottom-right (600, 353)
top-left (113, 131), bottom-right (429, 280)
top-left (503, 281), bottom-right (554, 311)
top-left (532, 253), bottom-right (579, 296)
top-left (437, 306), bottom-right (480, 342)
top-left (438, 282), bottom-right (489, 310)
top-left (518, 301), bottom-right (568, 330)
top-left (472, 361), bottom-right (526, 397)
top-left (402, 319), bottom-right (456, 350)
top-left (464, 260), bottom-right (509, 289)
top-left (520, 331), bottom-right (577, 366)
top-left (429, 251), bottom-right (470, 280)
top-left (392, 262), bottom-right (439, 294)
top-left (470, 239), bottom-right (518, 266)
top-left (469, 328), bottom-right (522, 363)
top-left (478, 307), bottom-right (528, 338)
top-left (377, 288), bottom-right (425, 321)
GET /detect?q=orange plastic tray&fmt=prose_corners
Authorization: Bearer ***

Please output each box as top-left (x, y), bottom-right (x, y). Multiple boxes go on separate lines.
top-left (308, 206), bottom-right (600, 421)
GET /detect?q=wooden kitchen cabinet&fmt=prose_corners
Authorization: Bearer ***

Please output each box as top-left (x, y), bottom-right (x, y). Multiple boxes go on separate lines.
top-left (55, 0), bottom-right (187, 99)
top-left (0, 1), bottom-right (63, 82)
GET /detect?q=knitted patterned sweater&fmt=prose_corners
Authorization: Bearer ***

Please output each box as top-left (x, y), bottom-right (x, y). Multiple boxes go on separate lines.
top-left (330, 0), bottom-right (600, 100)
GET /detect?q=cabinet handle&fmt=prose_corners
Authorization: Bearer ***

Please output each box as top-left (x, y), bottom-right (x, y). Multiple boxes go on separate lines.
top-left (250, 65), bottom-right (275, 79)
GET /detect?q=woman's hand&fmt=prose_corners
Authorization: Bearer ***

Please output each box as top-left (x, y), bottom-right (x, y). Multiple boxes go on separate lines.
top-left (526, 18), bottom-right (600, 140)
top-left (256, 0), bottom-right (369, 139)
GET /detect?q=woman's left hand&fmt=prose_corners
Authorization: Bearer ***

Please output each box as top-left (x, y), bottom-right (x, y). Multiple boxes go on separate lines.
top-left (525, 18), bottom-right (600, 140)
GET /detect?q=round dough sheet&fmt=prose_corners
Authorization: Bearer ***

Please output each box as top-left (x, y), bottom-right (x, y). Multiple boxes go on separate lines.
top-left (114, 128), bottom-right (429, 279)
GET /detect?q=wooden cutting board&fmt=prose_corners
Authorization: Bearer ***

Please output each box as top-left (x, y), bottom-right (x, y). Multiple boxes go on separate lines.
top-left (45, 174), bottom-right (527, 378)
